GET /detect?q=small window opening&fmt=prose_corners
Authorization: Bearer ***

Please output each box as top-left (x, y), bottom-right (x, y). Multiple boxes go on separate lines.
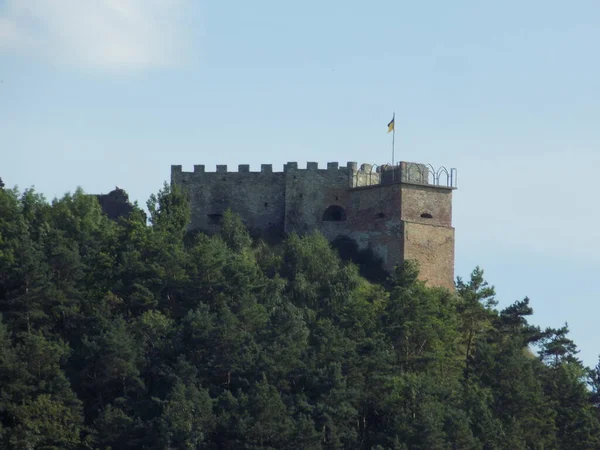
top-left (421, 212), bottom-right (433, 219)
top-left (376, 212), bottom-right (385, 219)
top-left (264, 202), bottom-right (269, 208)
top-left (323, 205), bottom-right (347, 222)
top-left (208, 213), bottom-right (223, 225)
top-left (335, 196), bottom-right (339, 201)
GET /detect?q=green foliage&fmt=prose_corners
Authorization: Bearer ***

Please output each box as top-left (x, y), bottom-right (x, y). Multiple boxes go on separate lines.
top-left (0, 320), bottom-right (83, 449)
top-left (159, 381), bottom-right (213, 449)
top-left (147, 182), bottom-right (190, 239)
top-left (221, 209), bottom-right (253, 252)
top-left (0, 183), bottom-right (599, 449)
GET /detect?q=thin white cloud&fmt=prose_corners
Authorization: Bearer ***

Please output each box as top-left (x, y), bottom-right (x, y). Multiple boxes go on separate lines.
top-left (0, 0), bottom-right (195, 71)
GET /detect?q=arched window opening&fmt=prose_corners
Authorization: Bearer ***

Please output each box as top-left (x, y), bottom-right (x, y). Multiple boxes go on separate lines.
top-left (323, 205), bottom-right (347, 222)
top-left (420, 212), bottom-right (433, 219)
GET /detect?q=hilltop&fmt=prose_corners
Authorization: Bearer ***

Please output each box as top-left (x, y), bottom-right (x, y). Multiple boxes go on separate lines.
top-left (0, 182), bottom-right (599, 449)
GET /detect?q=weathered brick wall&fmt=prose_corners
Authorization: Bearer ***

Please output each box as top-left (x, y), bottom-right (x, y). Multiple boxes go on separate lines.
top-left (399, 183), bottom-right (455, 288)
top-left (400, 184), bottom-right (453, 227)
top-left (402, 222), bottom-right (455, 290)
top-left (335, 183), bottom-right (403, 269)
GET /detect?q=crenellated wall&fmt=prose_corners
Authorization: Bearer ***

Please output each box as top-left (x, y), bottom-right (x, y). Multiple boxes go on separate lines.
top-left (171, 160), bottom-right (457, 289)
top-left (283, 161), bottom-right (354, 234)
top-left (171, 164), bottom-right (287, 238)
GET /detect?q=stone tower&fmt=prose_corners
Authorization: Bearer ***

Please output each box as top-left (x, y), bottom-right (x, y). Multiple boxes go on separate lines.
top-left (171, 161), bottom-right (457, 290)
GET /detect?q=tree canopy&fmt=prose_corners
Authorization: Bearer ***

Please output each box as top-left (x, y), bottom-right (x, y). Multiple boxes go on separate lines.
top-left (0, 183), bottom-right (598, 449)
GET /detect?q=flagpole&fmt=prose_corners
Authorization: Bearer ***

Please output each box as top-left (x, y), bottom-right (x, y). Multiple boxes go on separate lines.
top-left (392, 111), bottom-right (395, 166)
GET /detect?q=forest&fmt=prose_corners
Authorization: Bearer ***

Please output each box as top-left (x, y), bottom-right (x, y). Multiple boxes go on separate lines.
top-left (0, 181), bottom-right (599, 449)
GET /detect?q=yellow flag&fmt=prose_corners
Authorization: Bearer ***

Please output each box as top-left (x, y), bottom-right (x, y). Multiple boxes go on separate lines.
top-left (387, 117), bottom-right (395, 133)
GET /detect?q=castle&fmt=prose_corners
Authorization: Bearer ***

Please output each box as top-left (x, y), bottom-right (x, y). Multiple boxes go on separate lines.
top-left (171, 161), bottom-right (457, 290)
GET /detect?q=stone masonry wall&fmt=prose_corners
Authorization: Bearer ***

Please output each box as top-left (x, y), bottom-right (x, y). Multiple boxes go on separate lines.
top-left (402, 222), bottom-right (455, 290)
top-left (400, 183), bottom-right (453, 227)
top-left (351, 163), bottom-right (381, 187)
top-left (340, 183), bottom-right (404, 270)
top-left (95, 189), bottom-right (134, 221)
top-left (399, 183), bottom-right (455, 289)
top-left (284, 162), bottom-right (354, 234)
top-left (171, 164), bottom-right (286, 238)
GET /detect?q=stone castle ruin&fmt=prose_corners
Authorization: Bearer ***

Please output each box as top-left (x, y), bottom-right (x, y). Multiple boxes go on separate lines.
top-left (95, 188), bottom-right (134, 221)
top-left (171, 161), bottom-right (457, 290)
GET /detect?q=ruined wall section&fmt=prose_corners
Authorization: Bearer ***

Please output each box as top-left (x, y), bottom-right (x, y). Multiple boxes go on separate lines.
top-left (171, 165), bottom-right (286, 238)
top-left (283, 162), bottom-right (354, 235)
top-left (95, 189), bottom-right (134, 221)
top-left (351, 163), bottom-right (381, 187)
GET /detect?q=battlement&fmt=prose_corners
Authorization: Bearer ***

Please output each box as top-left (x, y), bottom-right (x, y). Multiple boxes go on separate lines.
top-left (172, 161), bottom-right (457, 190)
top-left (171, 161), bottom-right (359, 175)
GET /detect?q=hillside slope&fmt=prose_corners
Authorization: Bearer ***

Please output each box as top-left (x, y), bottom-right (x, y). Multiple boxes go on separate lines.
top-left (0, 183), bottom-right (598, 449)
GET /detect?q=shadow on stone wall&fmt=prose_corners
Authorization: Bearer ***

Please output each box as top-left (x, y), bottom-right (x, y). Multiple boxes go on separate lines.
top-left (330, 235), bottom-right (388, 284)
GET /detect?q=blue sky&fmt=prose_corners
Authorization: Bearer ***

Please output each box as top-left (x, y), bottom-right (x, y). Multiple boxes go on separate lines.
top-left (1, 0), bottom-right (599, 366)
